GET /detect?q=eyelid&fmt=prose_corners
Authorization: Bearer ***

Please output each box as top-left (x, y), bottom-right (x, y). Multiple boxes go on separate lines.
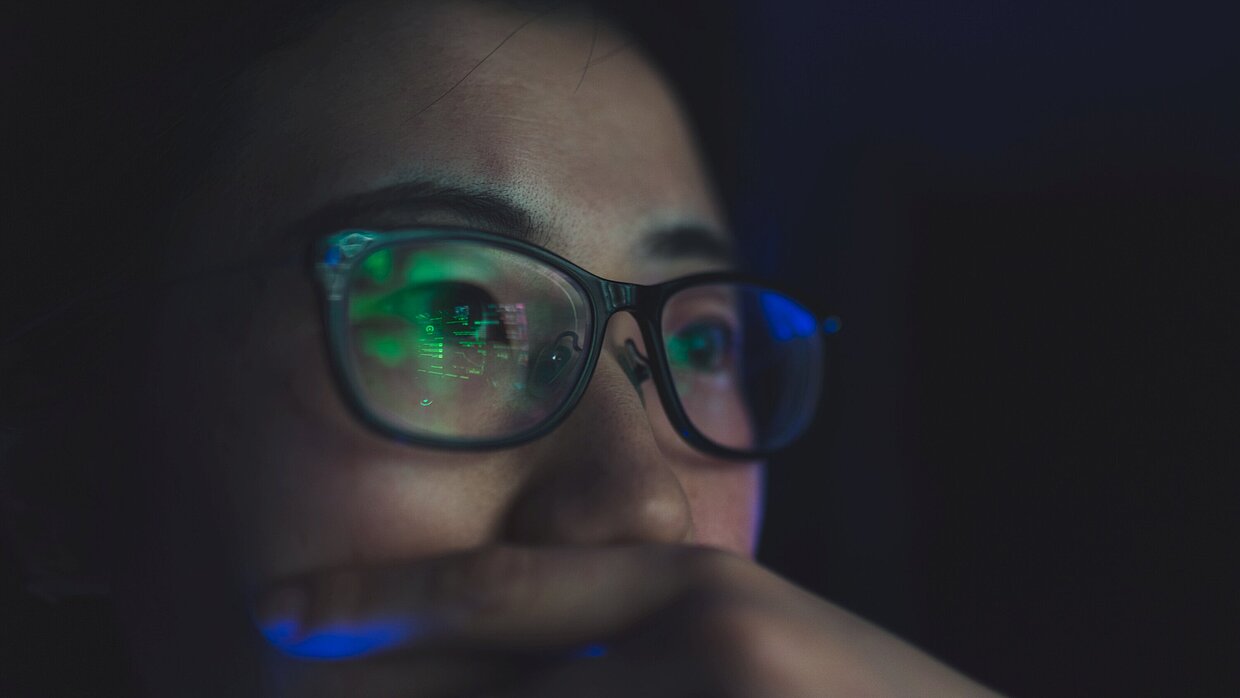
top-left (662, 297), bottom-right (741, 333)
top-left (669, 314), bottom-right (737, 333)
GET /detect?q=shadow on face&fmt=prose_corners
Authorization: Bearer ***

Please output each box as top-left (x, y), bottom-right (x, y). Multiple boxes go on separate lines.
top-left (70, 1), bottom-right (766, 690)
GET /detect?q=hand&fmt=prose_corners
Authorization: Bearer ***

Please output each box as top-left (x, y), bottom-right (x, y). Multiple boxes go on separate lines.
top-left (254, 544), bottom-right (997, 697)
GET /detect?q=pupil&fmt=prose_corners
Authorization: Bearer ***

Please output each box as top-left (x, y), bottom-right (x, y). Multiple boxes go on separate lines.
top-left (531, 335), bottom-right (578, 389)
top-left (689, 330), bottom-right (719, 368)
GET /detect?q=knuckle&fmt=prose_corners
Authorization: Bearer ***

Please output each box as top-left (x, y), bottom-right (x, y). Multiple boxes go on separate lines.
top-left (676, 545), bottom-right (750, 592)
top-left (696, 601), bottom-right (771, 658)
top-left (430, 546), bottom-right (534, 614)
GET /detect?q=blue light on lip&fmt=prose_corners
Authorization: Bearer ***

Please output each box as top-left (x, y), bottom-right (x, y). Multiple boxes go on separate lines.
top-left (822, 315), bottom-right (842, 335)
top-left (260, 618), bottom-right (299, 645)
top-left (572, 643), bottom-right (609, 659)
top-left (760, 292), bottom-right (817, 341)
top-left (261, 618), bottom-right (416, 660)
top-left (324, 245), bottom-right (343, 266)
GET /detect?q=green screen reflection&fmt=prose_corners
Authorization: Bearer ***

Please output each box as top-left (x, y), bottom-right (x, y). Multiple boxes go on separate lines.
top-left (352, 289), bottom-right (530, 382)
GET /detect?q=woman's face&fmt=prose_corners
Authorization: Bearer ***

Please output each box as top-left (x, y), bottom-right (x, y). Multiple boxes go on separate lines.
top-left (112, 0), bottom-right (762, 661)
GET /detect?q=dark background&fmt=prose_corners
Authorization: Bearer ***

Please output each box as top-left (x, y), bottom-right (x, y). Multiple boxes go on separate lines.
top-left (5, 1), bottom-right (1239, 695)
top-left (727, 1), bottom-right (1240, 695)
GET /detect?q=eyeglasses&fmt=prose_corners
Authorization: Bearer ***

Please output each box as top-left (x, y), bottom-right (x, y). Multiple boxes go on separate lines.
top-left (315, 229), bottom-right (838, 459)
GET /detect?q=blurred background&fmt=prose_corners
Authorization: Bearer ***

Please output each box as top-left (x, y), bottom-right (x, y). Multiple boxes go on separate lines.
top-left (699, 1), bottom-right (1239, 695)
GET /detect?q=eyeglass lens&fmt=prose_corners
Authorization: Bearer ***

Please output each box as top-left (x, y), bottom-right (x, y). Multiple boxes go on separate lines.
top-left (343, 240), bottom-right (822, 453)
top-left (662, 283), bottom-right (822, 452)
top-left (345, 241), bottom-right (592, 440)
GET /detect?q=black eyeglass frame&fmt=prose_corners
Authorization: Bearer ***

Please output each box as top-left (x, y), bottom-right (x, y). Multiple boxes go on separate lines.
top-left (315, 228), bottom-right (835, 460)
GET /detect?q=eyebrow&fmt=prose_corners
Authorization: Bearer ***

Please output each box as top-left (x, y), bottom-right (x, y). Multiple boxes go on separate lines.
top-left (285, 180), bottom-right (550, 248)
top-left (640, 225), bottom-right (734, 265)
top-left (284, 180), bottom-right (734, 265)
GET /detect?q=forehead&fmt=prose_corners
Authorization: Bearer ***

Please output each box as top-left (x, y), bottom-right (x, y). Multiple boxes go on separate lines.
top-left (198, 0), bottom-right (725, 275)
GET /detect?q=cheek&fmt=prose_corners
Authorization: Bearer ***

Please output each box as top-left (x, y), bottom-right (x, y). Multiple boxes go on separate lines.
top-left (679, 462), bottom-right (766, 557)
top-left (147, 275), bottom-right (523, 588)
top-left (222, 426), bottom-right (516, 587)
top-left (687, 381), bottom-right (755, 450)
top-left (632, 368), bottom-right (765, 556)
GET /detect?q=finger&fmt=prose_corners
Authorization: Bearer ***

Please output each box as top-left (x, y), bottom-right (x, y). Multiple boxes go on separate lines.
top-left (499, 596), bottom-right (767, 698)
top-left (254, 544), bottom-right (762, 656)
top-left (480, 596), bottom-right (749, 698)
top-left (494, 585), bottom-right (858, 698)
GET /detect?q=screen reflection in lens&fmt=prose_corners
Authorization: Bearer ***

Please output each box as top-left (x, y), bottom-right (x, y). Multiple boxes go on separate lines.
top-left (345, 242), bottom-right (591, 441)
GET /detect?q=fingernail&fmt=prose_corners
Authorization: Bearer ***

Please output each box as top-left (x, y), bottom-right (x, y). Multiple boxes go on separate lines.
top-left (256, 586), bottom-right (306, 644)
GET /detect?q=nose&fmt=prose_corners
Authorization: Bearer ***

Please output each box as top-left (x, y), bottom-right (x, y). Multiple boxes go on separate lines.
top-left (499, 315), bottom-right (694, 546)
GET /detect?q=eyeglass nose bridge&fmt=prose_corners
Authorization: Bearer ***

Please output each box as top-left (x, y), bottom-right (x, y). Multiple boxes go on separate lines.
top-left (599, 279), bottom-right (638, 313)
top-left (595, 279), bottom-right (658, 390)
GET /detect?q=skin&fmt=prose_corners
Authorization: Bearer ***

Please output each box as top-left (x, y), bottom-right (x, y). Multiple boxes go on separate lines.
top-left (89, 1), bottom-right (997, 695)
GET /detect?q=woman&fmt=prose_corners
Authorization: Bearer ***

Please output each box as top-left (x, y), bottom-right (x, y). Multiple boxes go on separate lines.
top-left (3, 1), bottom-right (994, 694)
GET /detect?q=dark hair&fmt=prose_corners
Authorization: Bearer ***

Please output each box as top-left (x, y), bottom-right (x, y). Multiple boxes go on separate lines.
top-left (3, 0), bottom-right (741, 467)
top-left (4, 0), bottom-right (740, 386)
top-left (2, 1), bottom-right (740, 691)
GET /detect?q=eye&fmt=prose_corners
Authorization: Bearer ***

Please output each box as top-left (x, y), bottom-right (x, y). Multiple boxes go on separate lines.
top-left (528, 331), bottom-right (582, 394)
top-left (667, 320), bottom-right (734, 373)
top-left (362, 283), bottom-right (502, 333)
top-left (351, 281), bottom-right (515, 370)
